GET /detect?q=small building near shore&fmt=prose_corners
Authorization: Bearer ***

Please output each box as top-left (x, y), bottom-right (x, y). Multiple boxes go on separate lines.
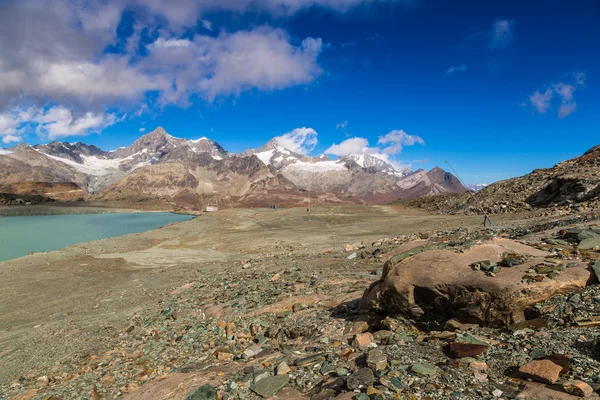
top-left (203, 206), bottom-right (218, 212)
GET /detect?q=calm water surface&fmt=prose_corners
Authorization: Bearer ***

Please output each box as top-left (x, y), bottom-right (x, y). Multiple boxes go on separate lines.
top-left (0, 212), bottom-right (193, 262)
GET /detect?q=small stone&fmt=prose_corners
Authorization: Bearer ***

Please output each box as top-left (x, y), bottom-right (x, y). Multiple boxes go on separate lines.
top-left (445, 319), bottom-right (479, 331)
top-left (366, 386), bottom-right (382, 396)
top-left (448, 342), bottom-right (489, 358)
top-left (473, 371), bottom-right (488, 382)
top-left (411, 363), bottom-right (438, 378)
top-left (354, 332), bottom-right (374, 348)
top-left (254, 372), bottom-right (270, 383)
top-left (335, 368), bottom-right (349, 377)
top-left (519, 360), bottom-right (562, 384)
top-left (492, 389), bottom-right (503, 398)
top-left (251, 375), bottom-right (289, 398)
top-left (367, 350), bottom-right (388, 371)
top-left (381, 317), bottom-right (402, 332)
top-left (562, 380), bottom-right (594, 397)
top-left (469, 361), bottom-right (488, 371)
top-left (186, 385), bottom-right (217, 400)
top-left (320, 363), bottom-right (335, 375)
top-left (294, 353), bottom-right (326, 367)
top-left (347, 252), bottom-right (357, 260)
top-left (217, 352), bottom-right (234, 361)
top-left (350, 321), bottom-right (369, 334)
top-left (346, 368), bottom-right (375, 390)
top-left (343, 244), bottom-right (354, 252)
top-left (276, 362), bottom-right (291, 375)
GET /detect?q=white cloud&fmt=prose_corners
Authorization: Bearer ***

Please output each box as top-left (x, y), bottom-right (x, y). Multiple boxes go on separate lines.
top-left (528, 72), bottom-right (586, 118)
top-left (489, 19), bottom-right (514, 49)
top-left (529, 89), bottom-right (553, 114)
top-left (273, 127), bottom-right (318, 154)
top-left (139, 128), bottom-right (146, 133)
top-left (558, 102), bottom-right (577, 119)
top-left (325, 137), bottom-right (371, 156)
top-left (446, 65), bottom-right (467, 75)
top-left (325, 129), bottom-right (424, 170)
top-left (0, 105), bottom-right (117, 142)
top-left (377, 129), bottom-right (424, 154)
top-left (0, 0), bottom-right (412, 140)
top-left (33, 106), bottom-right (118, 139)
top-left (336, 120), bottom-right (348, 130)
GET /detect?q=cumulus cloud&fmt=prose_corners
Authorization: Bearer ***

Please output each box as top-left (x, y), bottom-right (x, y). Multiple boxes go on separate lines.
top-left (445, 65), bottom-right (467, 75)
top-left (336, 120), bottom-right (348, 130)
top-left (0, 0), bottom-right (413, 140)
top-left (377, 129), bottom-right (424, 154)
top-left (0, 105), bottom-right (117, 143)
top-left (325, 129), bottom-right (424, 170)
top-left (139, 128), bottom-right (146, 133)
top-left (489, 19), bottom-right (514, 49)
top-left (1, 0), bottom-right (378, 140)
top-left (325, 137), bottom-right (371, 156)
top-left (144, 28), bottom-right (323, 103)
top-left (528, 71), bottom-right (586, 118)
top-left (273, 127), bottom-right (318, 154)
top-left (34, 107), bottom-right (118, 139)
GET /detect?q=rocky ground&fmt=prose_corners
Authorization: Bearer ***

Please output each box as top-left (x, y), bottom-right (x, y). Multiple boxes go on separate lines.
top-left (1, 206), bottom-right (600, 400)
top-left (399, 144), bottom-right (600, 217)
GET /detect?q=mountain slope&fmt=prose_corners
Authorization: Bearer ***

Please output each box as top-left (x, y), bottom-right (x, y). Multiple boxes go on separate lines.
top-left (401, 144), bottom-right (600, 214)
top-left (0, 127), bottom-right (467, 209)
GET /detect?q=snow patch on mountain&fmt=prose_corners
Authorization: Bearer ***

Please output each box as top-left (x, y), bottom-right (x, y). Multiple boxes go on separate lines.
top-left (0, 149), bottom-right (13, 155)
top-left (43, 151), bottom-right (150, 176)
top-left (256, 149), bottom-right (276, 165)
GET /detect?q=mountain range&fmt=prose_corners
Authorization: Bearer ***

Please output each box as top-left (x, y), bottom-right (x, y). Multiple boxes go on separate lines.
top-left (0, 127), bottom-right (467, 209)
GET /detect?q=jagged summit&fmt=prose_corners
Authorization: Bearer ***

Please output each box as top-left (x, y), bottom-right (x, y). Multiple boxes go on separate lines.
top-left (0, 127), bottom-right (467, 208)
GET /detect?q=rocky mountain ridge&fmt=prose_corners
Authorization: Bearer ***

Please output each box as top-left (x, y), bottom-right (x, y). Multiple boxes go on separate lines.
top-left (400, 144), bottom-right (600, 215)
top-left (0, 127), bottom-right (467, 209)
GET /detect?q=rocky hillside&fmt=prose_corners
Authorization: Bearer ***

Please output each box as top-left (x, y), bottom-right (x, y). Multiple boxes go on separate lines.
top-left (0, 127), bottom-right (466, 209)
top-left (401, 144), bottom-right (600, 215)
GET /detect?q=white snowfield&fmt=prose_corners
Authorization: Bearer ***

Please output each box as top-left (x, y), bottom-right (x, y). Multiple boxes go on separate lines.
top-left (0, 149), bottom-right (13, 155)
top-left (255, 149), bottom-right (276, 165)
top-left (43, 151), bottom-right (150, 176)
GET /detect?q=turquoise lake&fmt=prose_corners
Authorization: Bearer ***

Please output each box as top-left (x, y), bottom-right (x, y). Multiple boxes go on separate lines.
top-left (0, 212), bottom-right (193, 263)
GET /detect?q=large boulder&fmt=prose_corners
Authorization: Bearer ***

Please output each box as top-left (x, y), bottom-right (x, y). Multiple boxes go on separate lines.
top-left (361, 238), bottom-right (594, 327)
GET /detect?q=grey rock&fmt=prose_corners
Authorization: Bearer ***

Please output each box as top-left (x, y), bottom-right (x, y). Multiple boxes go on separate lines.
top-left (346, 368), bottom-right (375, 390)
top-left (186, 385), bottom-right (217, 400)
top-left (251, 375), bottom-right (289, 398)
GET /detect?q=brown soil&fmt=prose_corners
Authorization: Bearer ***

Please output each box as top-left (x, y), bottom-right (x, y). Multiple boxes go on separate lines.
top-left (0, 204), bottom-right (576, 396)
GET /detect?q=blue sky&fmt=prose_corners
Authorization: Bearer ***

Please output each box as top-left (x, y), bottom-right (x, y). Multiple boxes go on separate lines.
top-left (0, 0), bottom-right (598, 184)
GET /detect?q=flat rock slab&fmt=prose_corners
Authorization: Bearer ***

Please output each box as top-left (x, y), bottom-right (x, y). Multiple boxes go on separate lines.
top-left (251, 375), bottom-right (289, 398)
top-left (516, 382), bottom-right (600, 399)
top-left (361, 238), bottom-right (593, 327)
top-left (124, 367), bottom-right (231, 400)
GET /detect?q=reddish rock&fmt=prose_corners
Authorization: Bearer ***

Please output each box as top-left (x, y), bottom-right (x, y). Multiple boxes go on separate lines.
top-left (519, 360), bottom-right (563, 384)
top-left (361, 238), bottom-right (591, 327)
top-left (469, 361), bottom-right (488, 371)
top-left (354, 332), bottom-right (374, 348)
top-left (541, 354), bottom-right (572, 375)
top-left (562, 380), bottom-right (594, 397)
top-left (449, 342), bottom-right (489, 358)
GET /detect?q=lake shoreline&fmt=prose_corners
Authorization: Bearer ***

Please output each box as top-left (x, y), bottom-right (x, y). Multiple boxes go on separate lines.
top-left (0, 211), bottom-right (195, 263)
top-left (0, 201), bottom-right (188, 217)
